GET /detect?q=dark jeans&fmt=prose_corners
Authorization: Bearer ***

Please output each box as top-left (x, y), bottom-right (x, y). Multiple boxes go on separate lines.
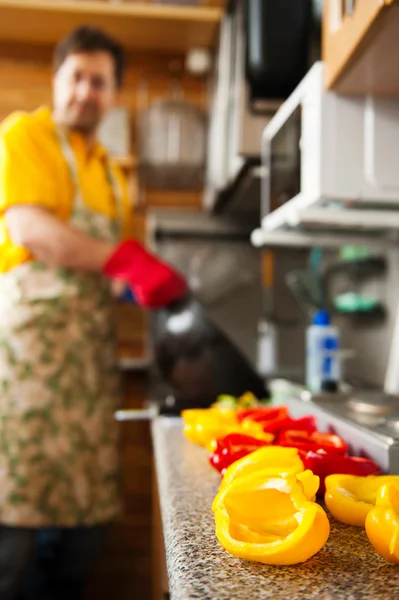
top-left (0, 525), bottom-right (109, 600)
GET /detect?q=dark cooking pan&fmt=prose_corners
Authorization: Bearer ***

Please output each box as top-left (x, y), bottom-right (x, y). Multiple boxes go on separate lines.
top-left (151, 293), bottom-right (269, 409)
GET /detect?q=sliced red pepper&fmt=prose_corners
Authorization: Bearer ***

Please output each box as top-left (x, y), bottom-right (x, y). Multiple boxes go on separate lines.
top-left (219, 433), bottom-right (271, 453)
top-left (237, 406), bottom-right (288, 424)
top-left (303, 449), bottom-right (382, 495)
top-left (262, 415), bottom-right (317, 436)
top-left (209, 447), bottom-right (249, 475)
top-left (208, 433), bottom-right (271, 475)
top-left (278, 429), bottom-right (348, 455)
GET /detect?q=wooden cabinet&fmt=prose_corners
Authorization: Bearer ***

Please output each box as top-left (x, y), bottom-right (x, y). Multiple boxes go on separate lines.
top-left (152, 466), bottom-right (170, 600)
top-left (323, 0), bottom-right (399, 94)
top-left (85, 372), bottom-right (153, 600)
top-left (0, 0), bottom-right (224, 53)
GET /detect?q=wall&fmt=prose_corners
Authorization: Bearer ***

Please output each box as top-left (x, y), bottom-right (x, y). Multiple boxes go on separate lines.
top-left (268, 245), bottom-right (399, 391)
top-left (334, 247), bottom-right (399, 389)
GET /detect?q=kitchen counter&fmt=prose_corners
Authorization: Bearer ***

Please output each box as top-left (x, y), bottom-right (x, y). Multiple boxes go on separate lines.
top-left (152, 416), bottom-right (399, 600)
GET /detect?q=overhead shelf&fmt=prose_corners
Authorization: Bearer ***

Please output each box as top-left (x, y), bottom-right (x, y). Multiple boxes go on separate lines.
top-left (252, 194), bottom-right (399, 250)
top-left (250, 228), bottom-right (398, 250)
top-left (0, 0), bottom-right (223, 53)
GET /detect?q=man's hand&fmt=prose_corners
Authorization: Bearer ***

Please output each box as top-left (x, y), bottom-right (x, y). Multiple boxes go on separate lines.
top-left (103, 240), bottom-right (188, 308)
top-left (5, 205), bottom-right (115, 271)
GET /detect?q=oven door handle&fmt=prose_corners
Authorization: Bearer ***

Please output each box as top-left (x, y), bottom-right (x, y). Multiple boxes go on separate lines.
top-left (114, 407), bottom-right (158, 421)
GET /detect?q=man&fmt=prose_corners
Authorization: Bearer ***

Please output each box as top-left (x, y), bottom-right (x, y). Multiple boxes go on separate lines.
top-left (0, 26), bottom-right (186, 600)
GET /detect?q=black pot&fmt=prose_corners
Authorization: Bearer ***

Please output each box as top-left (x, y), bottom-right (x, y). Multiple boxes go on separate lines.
top-left (151, 294), bottom-right (269, 410)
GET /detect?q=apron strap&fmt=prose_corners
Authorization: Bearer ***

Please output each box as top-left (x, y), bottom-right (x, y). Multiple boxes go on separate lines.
top-left (55, 126), bottom-right (124, 237)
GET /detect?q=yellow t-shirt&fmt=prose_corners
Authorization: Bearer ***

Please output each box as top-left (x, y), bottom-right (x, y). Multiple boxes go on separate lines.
top-left (0, 106), bottom-right (133, 272)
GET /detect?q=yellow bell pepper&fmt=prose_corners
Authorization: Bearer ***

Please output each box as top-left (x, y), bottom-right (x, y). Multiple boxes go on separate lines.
top-left (182, 407), bottom-right (237, 447)
top-left (220, 446), bottom-right (304, 490)
top-left (213, 472), bottom-right (330, 565)
top-left (365, 481), bottom-right (399, 564)
top-left (325, 474), bottom-right (399, 527)
top-left (182, 406), bottom-right (273, 451)
top-left (213, 468), bottom-right (319, 512)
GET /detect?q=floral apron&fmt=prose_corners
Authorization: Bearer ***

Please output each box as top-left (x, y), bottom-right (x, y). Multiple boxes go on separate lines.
top-left (0, 129), bottom-right (123, 527)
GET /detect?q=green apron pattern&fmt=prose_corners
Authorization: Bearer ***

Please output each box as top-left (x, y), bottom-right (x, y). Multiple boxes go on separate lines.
top-left (0, 128), bottom-right (124, 526)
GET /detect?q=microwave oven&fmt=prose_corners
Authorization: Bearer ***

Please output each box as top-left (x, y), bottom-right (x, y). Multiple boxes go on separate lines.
top-left (261, 61), bottom-right (399, 228)
top-left (204, 0), bottom-right (314, 214)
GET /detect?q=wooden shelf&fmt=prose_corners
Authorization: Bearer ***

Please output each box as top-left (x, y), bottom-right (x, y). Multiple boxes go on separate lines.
top-left (323, 0), bottom-right (399, 94)
top-left (0, 0), bottom-right (223, 53)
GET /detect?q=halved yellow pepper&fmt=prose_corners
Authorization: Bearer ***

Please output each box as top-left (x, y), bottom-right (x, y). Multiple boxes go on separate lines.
top-left (182, 406), bottom-right (273, 450)
top-left (325, 474), bottom-right (399, 527)
top-left (220, 446), bottom-right (304, 490)
top-left (213, 469), bottom-right (320, 513)
top-left (213, 472), bottom-right (330, 565)
top-left (365, 481), bottom-right (399, 564)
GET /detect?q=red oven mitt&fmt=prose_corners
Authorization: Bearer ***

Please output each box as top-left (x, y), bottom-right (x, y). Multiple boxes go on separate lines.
top-left (103, 240), bottom-right (188, 308)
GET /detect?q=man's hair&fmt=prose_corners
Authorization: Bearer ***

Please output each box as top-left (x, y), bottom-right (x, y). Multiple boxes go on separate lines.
top-left (53, 26), bottom-right (126, 88)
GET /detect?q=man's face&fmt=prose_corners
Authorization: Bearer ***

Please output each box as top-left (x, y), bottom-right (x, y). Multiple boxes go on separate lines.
top-left (53, 51), bottom-right (118, 135)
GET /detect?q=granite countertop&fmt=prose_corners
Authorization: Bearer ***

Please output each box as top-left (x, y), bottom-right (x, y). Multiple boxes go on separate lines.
top-left (152, 416), bottom-right (399, 600)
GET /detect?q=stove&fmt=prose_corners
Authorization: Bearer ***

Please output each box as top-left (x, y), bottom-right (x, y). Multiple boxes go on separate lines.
top-left (284, 388), bottom-right (399, 473)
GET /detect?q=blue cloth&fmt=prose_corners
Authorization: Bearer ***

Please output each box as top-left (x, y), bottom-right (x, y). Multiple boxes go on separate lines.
top-left (117, 287), bottom-right (136, 304)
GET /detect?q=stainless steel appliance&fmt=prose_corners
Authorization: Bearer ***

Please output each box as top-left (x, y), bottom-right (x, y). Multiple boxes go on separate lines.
top-left (283, 384), bottom-right (399, 473)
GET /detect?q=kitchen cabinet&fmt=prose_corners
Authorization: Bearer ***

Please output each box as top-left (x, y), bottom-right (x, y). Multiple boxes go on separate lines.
top-left (0, 0), bottom-right (224, 54)
top-left (152, 466), bottom-right (170, 600)
top-left (85, 372), bottom-right (153, 600)
top-left (323, 0), bottom-right (399, 94)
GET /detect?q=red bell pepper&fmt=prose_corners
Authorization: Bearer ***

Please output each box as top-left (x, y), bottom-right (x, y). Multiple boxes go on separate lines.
top-left (237, 406), bottom-right (288, 424)
top-left (263, 415), bottom-right (317, 436)
top-left (237, 406), bottom-right (318, 437)
top-left (278, 429), bottom-right (348, 455)
top-left (208, 433), bottom-right (270, 475)
top-left (302, 449), bottom-right (382, 495)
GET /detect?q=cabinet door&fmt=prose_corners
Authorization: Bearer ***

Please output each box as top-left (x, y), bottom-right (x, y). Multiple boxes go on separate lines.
top-left (323, 0), bottom-right (399, 94)
top-left (152, 466), bottom-right (170, 600)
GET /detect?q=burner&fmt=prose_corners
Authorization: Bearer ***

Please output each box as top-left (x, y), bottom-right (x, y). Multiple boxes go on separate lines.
top-left (347, 393), bottom-right (399, 416)
top-left (349, 413), bottom-right (386, 428)
top-left (375, 418), bottom-right (399, 441)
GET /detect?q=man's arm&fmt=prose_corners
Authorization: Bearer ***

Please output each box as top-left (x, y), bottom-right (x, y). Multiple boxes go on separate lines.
top-left (5, 206), bottom-right (115, 271)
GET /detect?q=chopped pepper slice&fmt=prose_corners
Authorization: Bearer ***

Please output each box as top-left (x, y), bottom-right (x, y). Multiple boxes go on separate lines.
top-left (278, 430), bottom-right (348, 455)
top-left (236, 391), bottom-right (268, 408)
top-left (182, 406), bottom-right (273, 451)
top-left (208, 433), bottom-right (272, 475)
top-left (303, 450), bottom-right (382, 495)
top-left (213, 391), bottom-right (268, 410)
top-left (213, 472), bottom-right (330, 565)
top-left (325, 474), bottom-right (399, 527)
top-left (263, 415), bottom-right (317, 436)
top-left (220, 446), bottom-right (305, 489)
top-left (182, 407), bottom-right (238, 448)
top-left (366, 482), bottom-right (399, 564)
top-left (237, 406), bottom-right (288, 424)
